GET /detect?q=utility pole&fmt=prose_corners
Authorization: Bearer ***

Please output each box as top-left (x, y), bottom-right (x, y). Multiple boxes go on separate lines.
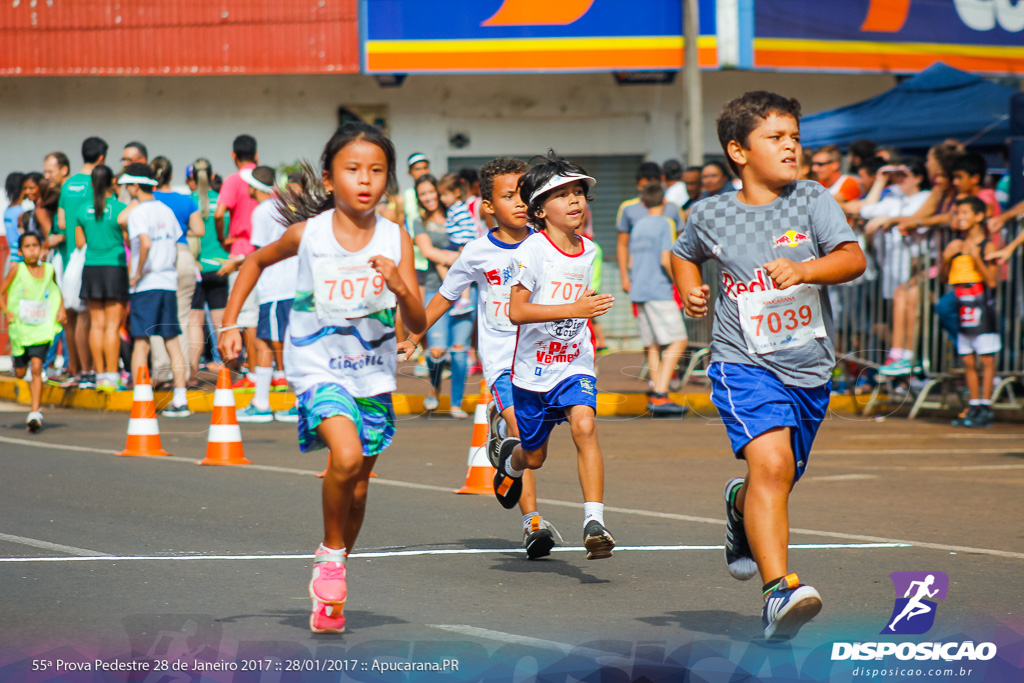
top-left (683, 0), bottom-right (703, 167)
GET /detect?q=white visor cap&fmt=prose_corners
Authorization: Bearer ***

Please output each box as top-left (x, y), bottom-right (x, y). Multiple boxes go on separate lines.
top-left (117, 174), bottom-right (158, 186)
top-left (240, 168), bottom-right (275, 194)
top-left (528, 172), bottom-right (596, 206)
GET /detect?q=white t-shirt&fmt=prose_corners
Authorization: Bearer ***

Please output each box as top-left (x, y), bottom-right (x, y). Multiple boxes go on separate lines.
top-left (438, 230), bottom-right (530, 387)
top-left (250, 199), bottom-right (299, 303)
top-left (128, 200), bottom-right (180, 293)
top-left (664, 182), bottom-right (689, 209)
top-left (509, 231), bottom-right (599, 392)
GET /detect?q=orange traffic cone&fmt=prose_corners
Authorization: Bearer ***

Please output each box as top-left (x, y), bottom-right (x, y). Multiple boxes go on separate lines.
top-left (455, 380), bottom-right (496, 495)
top-left (199, 368), bottom-right (251, 466)
top-left (119, 366), bottom-right (169, 457)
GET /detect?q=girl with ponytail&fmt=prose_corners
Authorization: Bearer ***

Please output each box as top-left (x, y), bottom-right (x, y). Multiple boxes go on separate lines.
top-left (218, 122), bottom-right (424, 634)
top-left (74, 164), bottom-right (129, 391)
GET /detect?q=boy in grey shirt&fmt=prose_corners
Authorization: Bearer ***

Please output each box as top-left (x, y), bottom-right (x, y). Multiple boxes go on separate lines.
top-left (672, 91), bottom-right (865, 641)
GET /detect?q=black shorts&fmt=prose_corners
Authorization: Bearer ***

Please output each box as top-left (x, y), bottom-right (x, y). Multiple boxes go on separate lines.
top-left (80, 265), bottom-right (130, 301)
top-left (14, 343), bottom-right (50, 369)
top-left (191, 272), bottom-right (230, 310)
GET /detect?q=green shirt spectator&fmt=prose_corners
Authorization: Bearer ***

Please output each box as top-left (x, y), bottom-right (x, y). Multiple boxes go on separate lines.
top-left (75, 198), bottom-right (127, 268)
top-left (56, 172), bottom-right (91, 270)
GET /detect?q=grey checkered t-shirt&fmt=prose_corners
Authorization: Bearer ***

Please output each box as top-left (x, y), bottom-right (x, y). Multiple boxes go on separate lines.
top-left (672, 180), bottom-right (858, 388)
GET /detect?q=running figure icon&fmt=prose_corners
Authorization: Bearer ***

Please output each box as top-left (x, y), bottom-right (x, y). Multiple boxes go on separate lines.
top-left (888, 574), bottom-right (939, 631)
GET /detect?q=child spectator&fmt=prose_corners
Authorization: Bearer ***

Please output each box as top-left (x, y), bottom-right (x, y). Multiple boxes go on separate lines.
top-left (629, 182), bottom-right (688, 416)
top-left (951, 153), bottom-right (1001, 218)
top-left (943, 196), bottom-right (1000, 428)
top-left (438, 173), bottom-right (477, 316)
top-left (617, 161), bottom-right (681, 294)
top-left (1, 232), bottom-right (66, 431)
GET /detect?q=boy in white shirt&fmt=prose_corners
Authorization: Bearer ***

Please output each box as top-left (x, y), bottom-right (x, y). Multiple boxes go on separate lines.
top-left (236, 166), bottom-right (300, 423)
top-left (491, 152), bottom-right (617, 560)
top-left (118, 163), bottom-right (191, 416)
top-left (400, 157), bottom-right (565, 559)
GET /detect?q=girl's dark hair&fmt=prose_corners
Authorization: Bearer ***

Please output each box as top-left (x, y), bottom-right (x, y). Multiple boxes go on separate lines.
top-left (5, 172), bottom-right (25, 204)
top-left (905, 158), bottom-right (931, 191)
top-left (414, 174), bottom-right (441, 220)
top-left (151, 156), bottom-right (173, 187)
top-left (192, 158), bottom-right (213, 219)
top-left (23, 171), bottom-right (43, 189)
top-left (277, 122), bottom-right (397, 225)
top-left (516, 150), bottom-right (593, 227)
top-left (91, 165), bottom-right (114, 218)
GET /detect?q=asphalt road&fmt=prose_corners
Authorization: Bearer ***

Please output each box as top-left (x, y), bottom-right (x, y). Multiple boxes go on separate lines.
top-left (1, 402), bottom-right (1022, 681)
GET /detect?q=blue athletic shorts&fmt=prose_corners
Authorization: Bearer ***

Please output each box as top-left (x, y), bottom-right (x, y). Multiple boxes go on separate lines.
top-left (257, 299), bottom-right (293, 343)
top-left (295, 382), bottom-right (395, 456)
top-left (512, 374), bottom-right (598, 451)
top-left (130, 289), bottom-right (181, 339)
top-left (707, 362), bottom-right (830, 482)
top-left (490, 370), bottom-right (514, 412)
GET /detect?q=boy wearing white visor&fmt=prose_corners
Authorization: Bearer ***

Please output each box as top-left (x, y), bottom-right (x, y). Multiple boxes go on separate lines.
top-left (492, 151), bottom-right (617, 560)
top-left (236, 166), bottom-right (300, 422)
top-left (117, 163), bottom-right (191, 416)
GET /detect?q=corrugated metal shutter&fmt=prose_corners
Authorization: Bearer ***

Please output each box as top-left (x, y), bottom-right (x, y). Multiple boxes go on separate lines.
top-left (0, 0), bottom-right (359, 76)
top-left (448, 154), bottom-right (646, 343)
top-left (447, 154), bottom-right (643, 260)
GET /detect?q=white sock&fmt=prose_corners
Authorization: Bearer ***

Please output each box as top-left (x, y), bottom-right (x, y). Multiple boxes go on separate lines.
top-left (522, 512), bottom-right (539, 530)
top-left (254, 366), bottom-right (272, 409)
top-left (888, 348), bottom-right (904, 361)
top-left (969, 399), bottom-right (981, 406)
top-left (505, 457), bottom-right (523, 478)
top-left (247, 372), bottom-right (257, 382)
top-left (173, 387), bottom-right (187, 406)
top-left (583, 502), bottom-right (605, 528)
top-left (902, 349), bottom-right (915, 361)
top-left (318, 543), bottom-right (346, 560)
top-left (273, 370), bottom-right (286, 381)
top-left (979, 399), bottom-right (992, 406)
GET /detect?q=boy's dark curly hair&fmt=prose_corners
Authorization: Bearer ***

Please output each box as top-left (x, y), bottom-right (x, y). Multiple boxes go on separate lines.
top-left (479, 157), bottom-right (528, 203)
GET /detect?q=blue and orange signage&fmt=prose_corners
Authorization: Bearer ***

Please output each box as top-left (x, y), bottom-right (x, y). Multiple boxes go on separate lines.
top-left (753, 0), bottom-right (1024, 75)
top-left (362, 0), bottom-right (719, 74)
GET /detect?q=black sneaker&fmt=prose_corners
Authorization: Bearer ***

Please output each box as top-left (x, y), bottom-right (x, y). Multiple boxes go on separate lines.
top-left (493, 438), bottom-right (522, 509)
top-left (523, 515), bottom-right (563, 560)
top-left (951, 405), bottom-right (978, 427)
top-left (724, 478), bottom-right (758, 581)
top-left (486, 403), bottom-right (503, 469)
top-left (965, 405), bottom-right (994, 428)
top-left (762, 573), bottom-right (822, 641)
top-left (647, 393), bottom-right (689, 418)
top-left (583, 520), bottom-right (615, 560)
top-left (78, 373), bottom-right (97, 390)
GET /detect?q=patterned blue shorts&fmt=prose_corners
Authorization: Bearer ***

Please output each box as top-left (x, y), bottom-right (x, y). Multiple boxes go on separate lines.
top-left (295, 383), bottom-right (395, 456)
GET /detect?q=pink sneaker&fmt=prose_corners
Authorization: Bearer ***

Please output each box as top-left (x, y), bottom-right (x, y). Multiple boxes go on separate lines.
top-left (309, 547), bottom-right (347, 605)
top-left (310, 599), bottom-right (346, 634)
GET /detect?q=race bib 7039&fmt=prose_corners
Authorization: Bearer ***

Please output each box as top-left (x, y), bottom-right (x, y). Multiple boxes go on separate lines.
top-left (737, 284), bottom-right (826, 355)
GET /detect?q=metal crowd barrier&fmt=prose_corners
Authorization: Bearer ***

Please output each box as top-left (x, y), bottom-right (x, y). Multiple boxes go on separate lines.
top-left (833, 215), bottom-right (1024, 418)
top-left (671, 214), bottom-right (1023, 417)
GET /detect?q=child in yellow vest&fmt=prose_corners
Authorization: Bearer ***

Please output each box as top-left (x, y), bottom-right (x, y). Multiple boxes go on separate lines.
top-left (1, 232), bottom-right (66, 431)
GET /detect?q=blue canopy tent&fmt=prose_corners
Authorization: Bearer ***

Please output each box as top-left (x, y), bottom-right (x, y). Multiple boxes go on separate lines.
top-left (800, 63), bottom-right (1017, 151)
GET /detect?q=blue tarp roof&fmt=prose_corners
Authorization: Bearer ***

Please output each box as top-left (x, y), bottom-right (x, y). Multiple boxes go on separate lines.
top-left (800, 63), bottom-right (1017, 150)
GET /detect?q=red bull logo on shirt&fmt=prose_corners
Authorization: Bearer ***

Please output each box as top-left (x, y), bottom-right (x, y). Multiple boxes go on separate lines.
top-left (721, 268), bottom-right (776, 301)
top-left (773, 230), bottom-right (811, 248)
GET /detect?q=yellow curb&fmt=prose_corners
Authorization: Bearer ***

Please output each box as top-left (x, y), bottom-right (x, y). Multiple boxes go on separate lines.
top-left (0, 376), bottom-right (862, 416)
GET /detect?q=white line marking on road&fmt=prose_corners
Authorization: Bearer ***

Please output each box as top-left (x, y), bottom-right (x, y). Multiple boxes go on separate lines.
top-left (0, 542), bottom-right (909, 563)
top-left (815, 463), bottom-right (1024, 472)
top-left (3, 435), bottom-right (1022, 560)
top-left (815, 448), bottom-right (1024, 455)
top-left (840, 433), bottom-right (1024, 440)
top-left (0, 532), bottom-right (109, 557)
top-left (807, 474), bottom-right (879, 481)
top-left (428, 625), bottom-right (608, 659)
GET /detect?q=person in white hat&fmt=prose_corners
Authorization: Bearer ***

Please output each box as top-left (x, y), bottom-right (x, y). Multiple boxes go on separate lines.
top-left (490, 151), bottom-right (618, 562)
